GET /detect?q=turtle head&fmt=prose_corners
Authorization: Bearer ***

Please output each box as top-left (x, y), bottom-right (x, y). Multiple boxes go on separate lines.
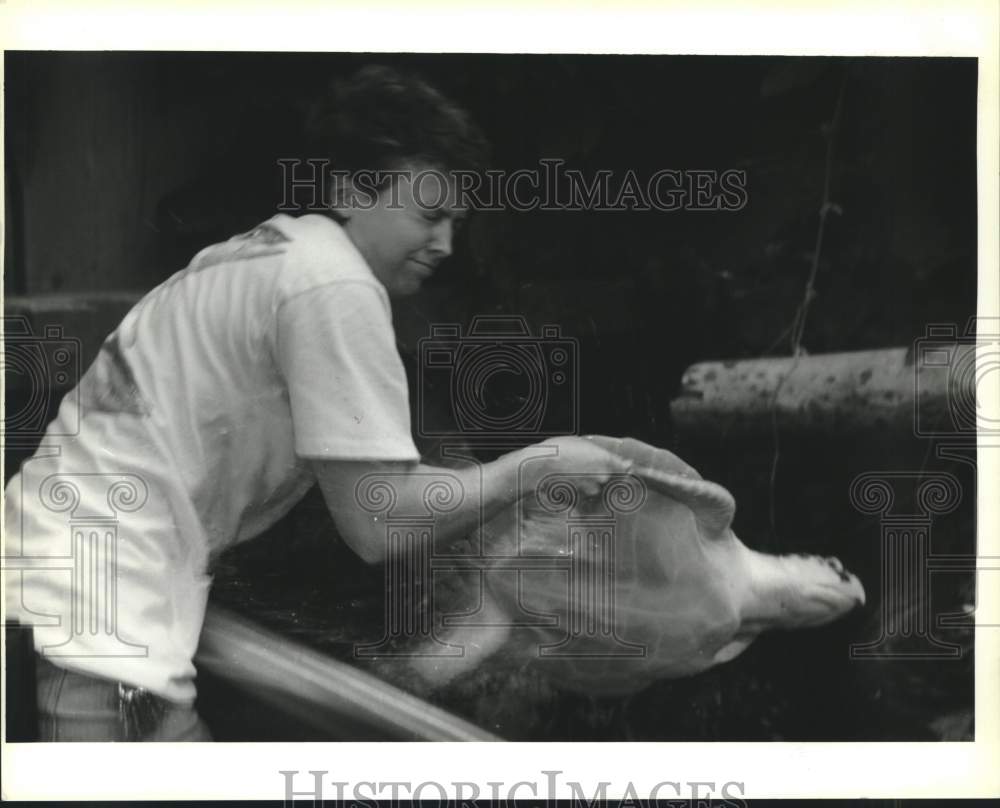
top-left (742, 551), bottom-right (866, 631)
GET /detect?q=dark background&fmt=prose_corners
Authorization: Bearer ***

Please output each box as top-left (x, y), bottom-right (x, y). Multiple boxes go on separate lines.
top-left (5, 53), bottom-right (977, 381)
top-left (4, 52), bottom-right (978, 741)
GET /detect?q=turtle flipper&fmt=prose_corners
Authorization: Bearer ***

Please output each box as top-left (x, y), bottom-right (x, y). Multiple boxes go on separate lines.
top-left (585, 435), bottom-right (703, 479)
top-left (740, 549), bottom-right (866, 631)
top-left (586, 435), bottom-right (736, 537)
top-left (638, 469), bottom-right (736, 537)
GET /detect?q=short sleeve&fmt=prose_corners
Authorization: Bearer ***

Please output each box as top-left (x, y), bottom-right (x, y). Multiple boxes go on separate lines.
top-left (276, 281), bottom-right (420, 461)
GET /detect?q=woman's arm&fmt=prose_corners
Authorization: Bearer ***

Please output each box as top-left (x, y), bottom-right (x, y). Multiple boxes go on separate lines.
top-left (311, 436), bottom-right (631, 563)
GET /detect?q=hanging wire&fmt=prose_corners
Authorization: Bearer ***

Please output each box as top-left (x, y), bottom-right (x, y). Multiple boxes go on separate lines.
top-left (767, 63), bottom-right (851, 541)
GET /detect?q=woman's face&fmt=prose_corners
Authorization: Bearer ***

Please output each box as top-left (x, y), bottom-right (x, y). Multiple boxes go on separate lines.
top-left (339, 163), bottom-right (466, 297)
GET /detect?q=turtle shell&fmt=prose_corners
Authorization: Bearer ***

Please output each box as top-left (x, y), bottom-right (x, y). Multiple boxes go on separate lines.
top-left (405, 436), bottom-right (863, 698)
top-left (480, 436), bottom-right (758, 695)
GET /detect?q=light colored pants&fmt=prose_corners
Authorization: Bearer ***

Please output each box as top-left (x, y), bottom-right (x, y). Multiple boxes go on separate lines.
top-left (35, 655), bottom-right (212, 741)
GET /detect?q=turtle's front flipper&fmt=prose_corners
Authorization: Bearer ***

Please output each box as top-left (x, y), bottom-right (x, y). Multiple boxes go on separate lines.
top-left (740, 549), bottom-right (866, 632)
top-left (637, 468), bottom-right (737, 536)
top-left (587, 436), bottom-right (737, 536)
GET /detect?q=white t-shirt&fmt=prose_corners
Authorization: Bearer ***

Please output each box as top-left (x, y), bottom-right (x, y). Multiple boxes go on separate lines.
top-left (4, 213), bottom-right (420, 702)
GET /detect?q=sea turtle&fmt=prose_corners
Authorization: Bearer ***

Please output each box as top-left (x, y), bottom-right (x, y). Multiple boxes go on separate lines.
top-left (406, 436), bottom-right (866, 696)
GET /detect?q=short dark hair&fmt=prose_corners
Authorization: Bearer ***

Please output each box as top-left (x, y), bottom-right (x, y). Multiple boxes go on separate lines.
top-left (307, 65), bottom-right (490, 178)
